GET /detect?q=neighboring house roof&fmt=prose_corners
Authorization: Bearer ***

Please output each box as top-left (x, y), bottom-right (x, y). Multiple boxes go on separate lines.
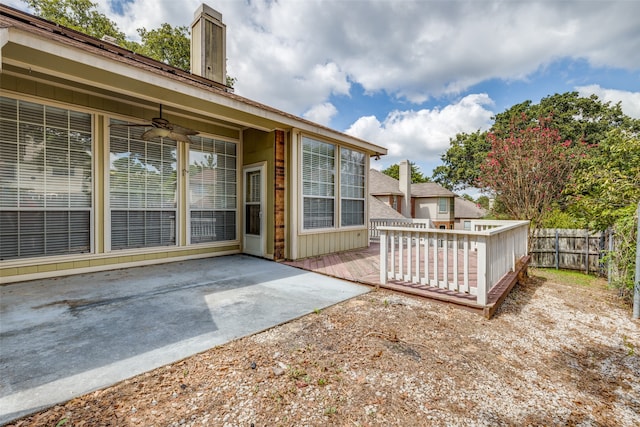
top-left (369, 169), bottom-right (403, 196)
top-left (369, 169), bottom-right (455, 198)
top-left (0, 4), bottom-right (386, 156)
top-left (454, 197), bottom-right (487, 219)
top-left (368, 195), bottom-right (405, 219)
top-left (410, 182), bottom-right (456, 198)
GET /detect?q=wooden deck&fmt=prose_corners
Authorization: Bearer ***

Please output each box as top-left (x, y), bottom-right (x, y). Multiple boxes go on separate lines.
top-left (283, 243), bottom-right (529, 318)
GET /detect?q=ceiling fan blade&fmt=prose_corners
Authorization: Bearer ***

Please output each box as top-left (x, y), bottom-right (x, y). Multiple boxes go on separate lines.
top-left (171, 125), bottom-right (199, 136)
top-left (141, 128), bottom-right (171, 141)
top-left (168, 131), bottom-right (196, 143)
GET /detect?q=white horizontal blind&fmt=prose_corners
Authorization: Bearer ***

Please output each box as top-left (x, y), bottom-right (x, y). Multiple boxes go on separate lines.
top-left (188, 136), bottom-right (236, 243)
top-left (302, 136), bottom-right (335, 229)
top-left (340, 148), bottom-right (365, 226)
top-left (0, 97), bottom-right (92, 260)
top-left (109, 119), bottom-right (177, 249)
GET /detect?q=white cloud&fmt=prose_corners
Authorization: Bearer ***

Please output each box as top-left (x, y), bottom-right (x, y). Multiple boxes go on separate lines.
top-left (576, 85), bottom-right (640, 119)
top-left (302, 103), bottom-right (338, 126)
top-left (61, 0), bottom-right (638, 116)
top-left (8, 0), bottom-right (639, 128)
top-left (346, 93), bottom-right (495, 170)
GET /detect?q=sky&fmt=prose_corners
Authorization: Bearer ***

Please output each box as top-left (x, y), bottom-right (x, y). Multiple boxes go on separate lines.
top-left (7, 0), bottom-right (640, 193)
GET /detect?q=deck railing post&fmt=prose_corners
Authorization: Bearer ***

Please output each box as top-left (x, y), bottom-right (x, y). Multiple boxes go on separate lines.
top-left (379, 230), bottom-right (388, 284)
top-left (476, 235), bottom-right (489, 306)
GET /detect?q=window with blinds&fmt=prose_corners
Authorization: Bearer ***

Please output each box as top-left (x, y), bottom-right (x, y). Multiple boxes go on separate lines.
top-left (188, 137), bottom-right (237, 243)
top-left (109, 119), bottom-right (177, 249)
top-left (0, 97), bottom-right (92, 260)
top-left (438, 197), bottom-right (448, 213)
top-left (340, 148), bottom-right (366, 226)
top-left (302, 137), bottom-right (335, 229)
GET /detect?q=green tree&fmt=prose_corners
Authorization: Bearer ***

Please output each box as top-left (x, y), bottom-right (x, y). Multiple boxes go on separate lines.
top-left (478, 115), bottom-right (585, 229)
top-left (433, 92), bottom-right (640, 191)
top-left (567, 128), bottom-right (640, 230)
top-left (567, 127), bottom-right (639, 300)
top-left (432, 130), bottom-right (489, 190)
top-left (476, 195), bottom-right (490, 210)
top-left (136, 23), bottom-right (190, 70)
top-left (382, 162), bottom-right (430, 183)
top-left (24, 0), bottom-right (132, 45)
top-left (492, 92), bottom-right (639, 147)
top-left (23, 0), bottom-right (236, 87)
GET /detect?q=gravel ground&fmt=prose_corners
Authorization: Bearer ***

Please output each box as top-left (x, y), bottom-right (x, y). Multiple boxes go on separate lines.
top-left (9, 269), bottom-right (640, 427)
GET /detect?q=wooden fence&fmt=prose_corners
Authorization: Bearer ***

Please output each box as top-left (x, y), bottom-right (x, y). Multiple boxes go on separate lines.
top-left (530, 228), bottom-right (611, 274)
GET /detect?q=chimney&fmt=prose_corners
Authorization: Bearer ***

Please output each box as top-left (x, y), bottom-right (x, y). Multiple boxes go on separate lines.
top-left (399, 160), bottom-right (412, 218)
top-left (191, 4), bottom-right (226, 85)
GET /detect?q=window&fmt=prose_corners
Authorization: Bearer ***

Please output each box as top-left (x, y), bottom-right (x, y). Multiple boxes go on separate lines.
top-left (464, 221), bottom-right (471, 230)
top-left (438, 197), bottom-right (449, 213)
top-left (0, 97), bottom-right (92, 260)
top-left (340, 148), bottom-right (365, 226)
top-left (302, 137), bottom-right (335, 229)
top-left (188, 136), bottom-right (237, 243)
top-left (109, 119), bottom-right (177, 249)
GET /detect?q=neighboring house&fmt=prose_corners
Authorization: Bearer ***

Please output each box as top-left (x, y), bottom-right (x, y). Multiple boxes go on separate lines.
top-left (369, 160), bottom-right (456, 229)
top-left (0, 4), bottom-right (387, 283)
top-left (454, 197), bottom-right (487, 230)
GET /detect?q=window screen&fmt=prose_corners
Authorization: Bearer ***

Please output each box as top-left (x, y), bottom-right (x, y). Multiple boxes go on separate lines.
top-left (109, 119), bottom-right (177, 249)
top-left (0, 97), bottom-right (92, 260)
top-left (302, 137), bottom-right (335, 229)
top-left (340, 148), bottom-right (365, 226)
top-left (189, 136), bottom-right (237, 243)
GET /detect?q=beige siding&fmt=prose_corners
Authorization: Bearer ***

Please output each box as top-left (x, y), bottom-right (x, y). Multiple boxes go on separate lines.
top-left (295, 229), bottom-right (368, 259)
top-left (242, 129), bottom-right (275, 257)
top-left (0, 245), bottom-right (240, 284)
top-left (0, 75), bottom-right (244, 284)
top-left (415, 199), bottom-right (436, 220)
top-left (1, 72), bottom-right (242, 140)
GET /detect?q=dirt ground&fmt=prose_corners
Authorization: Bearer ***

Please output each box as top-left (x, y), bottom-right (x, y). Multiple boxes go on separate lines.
top-left (9, 269), bottom-right (640, 427)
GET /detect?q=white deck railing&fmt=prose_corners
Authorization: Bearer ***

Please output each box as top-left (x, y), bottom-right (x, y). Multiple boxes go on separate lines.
top-left (369, 218), bottom-right (433, 241)
top-left (378, 220), bottom-right (529, 306)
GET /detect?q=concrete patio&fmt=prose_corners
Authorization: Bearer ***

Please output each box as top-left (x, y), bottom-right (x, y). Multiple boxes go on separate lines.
top-left (0, 255), bottom-right (369, 424)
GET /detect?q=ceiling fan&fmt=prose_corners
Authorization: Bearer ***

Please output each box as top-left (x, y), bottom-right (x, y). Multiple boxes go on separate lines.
top-left (111, 104), bottom-right (199, 142)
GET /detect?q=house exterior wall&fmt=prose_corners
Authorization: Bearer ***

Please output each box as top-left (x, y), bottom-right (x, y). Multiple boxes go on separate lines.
top-left (414, 197), bottom-right (454, 228)
top-left (242, 128), bottom-right (275, 259)
top-left (0, 6), bottom-right (387, 280)
top-left (1, 81), bottom-right (242, 283)
top-left (289, 131), bottom-right (371, 260)
top-left (296, 229), bottom-right (368, 259)
top-left (414, 198), bottom-right (435, 220)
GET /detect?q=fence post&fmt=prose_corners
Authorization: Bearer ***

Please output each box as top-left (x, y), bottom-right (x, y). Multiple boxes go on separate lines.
top-left (598, 231), bottom-right (605, 276)
top-left (585, 229), bottom-right (590, 275)
top-left (607, 229), bottom-right (613, 286)
top-left (633, 202), bottom-right (639, 319)
top-left (555, 229), bottom-right (559, 270)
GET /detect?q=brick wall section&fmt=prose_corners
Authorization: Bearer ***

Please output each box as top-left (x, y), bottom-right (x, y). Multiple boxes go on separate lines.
top-left (274, 130), bottom-right (286, 260)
